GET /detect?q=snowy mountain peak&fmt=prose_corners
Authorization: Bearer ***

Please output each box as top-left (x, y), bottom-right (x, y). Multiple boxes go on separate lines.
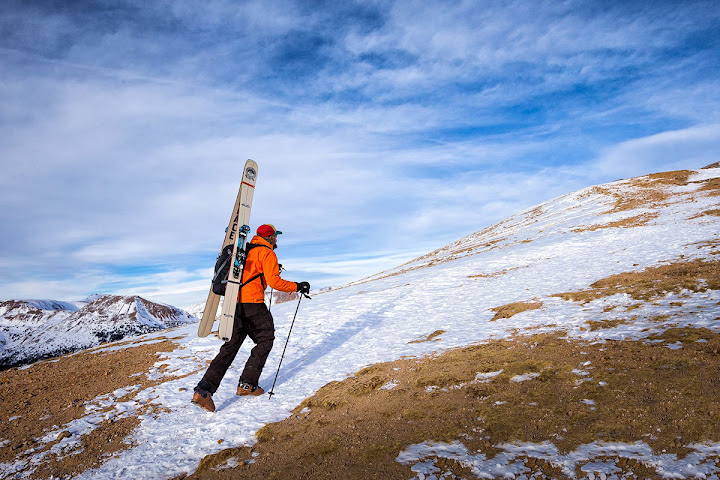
top-left (65, 294), bottom-right (197, 340)
top-left (0, 294), bottom-right (197, 369)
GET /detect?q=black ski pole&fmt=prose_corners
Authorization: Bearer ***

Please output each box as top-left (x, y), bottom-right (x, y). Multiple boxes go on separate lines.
top-left (268, 292), bottom-right (309, 399)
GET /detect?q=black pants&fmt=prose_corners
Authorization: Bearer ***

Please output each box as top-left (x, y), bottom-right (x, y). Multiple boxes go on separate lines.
top-left (196, 302), bottom-right (275, 394)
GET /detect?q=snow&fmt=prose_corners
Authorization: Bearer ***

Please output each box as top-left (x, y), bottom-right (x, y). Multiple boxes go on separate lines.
top-left (4, 169), bottom-right (720, 479)
top-left (689, 168), bottom-right (720, 182)
top-left (511, 373), bottom-right (541, 382)
top-left (380, 380), bottom-right (399, 390)
top-left (475, 370), bottom-right (504, 383)
top-left (24, 300), bottom-right (81, 312)
top-left (397, 440), bottom-right (720, 479)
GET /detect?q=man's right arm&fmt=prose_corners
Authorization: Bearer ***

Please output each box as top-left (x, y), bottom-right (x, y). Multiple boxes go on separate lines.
top-left (260, 250), bottom-right (306, 293)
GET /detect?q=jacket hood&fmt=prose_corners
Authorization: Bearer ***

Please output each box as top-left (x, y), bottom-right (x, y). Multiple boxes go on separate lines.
top-left (251, 235), bottom-right (275, 249)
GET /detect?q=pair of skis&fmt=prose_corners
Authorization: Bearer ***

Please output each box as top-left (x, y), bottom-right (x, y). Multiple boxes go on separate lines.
top-left (198, 159), bottom-right (258, 341)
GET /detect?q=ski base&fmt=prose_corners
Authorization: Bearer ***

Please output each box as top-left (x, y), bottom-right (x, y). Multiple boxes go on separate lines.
top-left (197, 291), bottom-right (220, 337)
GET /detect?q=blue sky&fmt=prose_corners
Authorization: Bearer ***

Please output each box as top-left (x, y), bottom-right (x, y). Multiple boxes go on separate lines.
top-left (1, 0), bottom-right (719, 307)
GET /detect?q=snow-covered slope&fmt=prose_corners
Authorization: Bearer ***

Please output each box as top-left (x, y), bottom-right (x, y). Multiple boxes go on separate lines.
top-left (0, 295), bottom-right (197, 368)
top-left (0, 167), bottom-right (718, 479)
top-left (354, 169), bottom-right (718, 287)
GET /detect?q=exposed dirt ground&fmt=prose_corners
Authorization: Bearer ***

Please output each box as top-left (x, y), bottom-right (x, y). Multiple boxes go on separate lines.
top-left (3, 256), bottom-right (718, 479)
top-left (185, 254), bottom-right (720, 479)
top-left (554, 258), bottom-right (720, 303)
top-left (574, 169), bottom-right (719, 233)
top-left (186, 329), bottom-right (719, 480)
top-left (490, 301), bottom-right (543, 321)
top-left (0, 336), bottom-right (182, 479)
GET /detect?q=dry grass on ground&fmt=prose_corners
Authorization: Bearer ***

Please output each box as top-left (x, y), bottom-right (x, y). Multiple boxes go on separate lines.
top-left (579, 171), bottom-right (690, 218)
top-left (612, 170), bottom-right (693, 212)
top-left (408, 329), bottom-right (446, 344)
top-left (0, 337), bottom-right (183, 479)
top-left (467, 265), bottom-right (527, 280)
top-left (187, 254), bottom-right (720, 479)
top-left (572, 212), bottom-right (659, 232)
top-left (187, 329), bottom-right (720, 480)
top-left (696, 209), bottom-right (720, 218)
top-left (575, 169), bottom-right (719, 232)
top-left (699, 177), bottom-right (720, 195)
top-left (490, 301), bottom-right (543, 321)
top-left (554, 258), bottom-right (720, 303)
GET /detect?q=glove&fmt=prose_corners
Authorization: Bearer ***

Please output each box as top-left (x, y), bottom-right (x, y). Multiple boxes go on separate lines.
top-left (296, 281), bottom-right (310, 294)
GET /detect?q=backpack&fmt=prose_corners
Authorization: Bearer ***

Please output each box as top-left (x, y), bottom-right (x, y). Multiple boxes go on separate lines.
top-left (211, 243), bottom-right (271, 296)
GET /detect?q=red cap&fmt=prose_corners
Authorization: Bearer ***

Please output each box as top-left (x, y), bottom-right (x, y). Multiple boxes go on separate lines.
top-left (257, 224), bottom-right (282, 237)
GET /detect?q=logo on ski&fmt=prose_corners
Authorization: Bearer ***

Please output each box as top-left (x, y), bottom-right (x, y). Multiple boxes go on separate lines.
top-left (228, 213), bottom-right (239, 242)
top-left (245, 167), bottom-right (257, 182)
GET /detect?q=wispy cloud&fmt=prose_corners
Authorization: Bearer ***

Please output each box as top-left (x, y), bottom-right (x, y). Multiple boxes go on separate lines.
top-left (592, 124), bottom-right (720, 180)
top-left (1, 0), bottom-right (718, 306)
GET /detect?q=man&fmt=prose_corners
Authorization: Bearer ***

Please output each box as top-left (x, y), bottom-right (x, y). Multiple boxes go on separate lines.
top-left (192, 224), bottom-right (311, 412)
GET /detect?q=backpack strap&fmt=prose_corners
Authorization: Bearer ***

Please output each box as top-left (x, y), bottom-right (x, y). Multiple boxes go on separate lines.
top-left (245, 242), bottom-right (272, 253)
top-left (240, 273), bottom-right (264, 289)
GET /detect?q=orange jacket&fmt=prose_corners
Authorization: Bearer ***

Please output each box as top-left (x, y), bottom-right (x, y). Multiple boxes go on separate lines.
top-left (239, 236), bottom-right (297, 303)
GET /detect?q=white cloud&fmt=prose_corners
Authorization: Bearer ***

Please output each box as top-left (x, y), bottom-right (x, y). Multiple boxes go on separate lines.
top-left (1, 0), bottom-right (719, 304)
top-left (592, 124), bottom-right (720, 180)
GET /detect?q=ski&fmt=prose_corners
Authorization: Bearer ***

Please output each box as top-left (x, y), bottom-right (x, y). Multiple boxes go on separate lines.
top-left (197, 159), bottom-right (258, 339)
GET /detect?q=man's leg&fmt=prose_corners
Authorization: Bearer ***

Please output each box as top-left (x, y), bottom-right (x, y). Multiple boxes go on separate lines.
top-left (195, 303), bottom-right (247, 394)
top-left (238, 303), bottom-right (275, 387)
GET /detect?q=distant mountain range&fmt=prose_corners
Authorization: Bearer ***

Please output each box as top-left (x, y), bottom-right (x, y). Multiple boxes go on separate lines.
top-left (0, 295), bottom-right (197, 369)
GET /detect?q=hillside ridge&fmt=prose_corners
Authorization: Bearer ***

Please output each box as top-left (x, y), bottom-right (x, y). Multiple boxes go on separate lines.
top-left (0, 166), bottom-right (718, 479)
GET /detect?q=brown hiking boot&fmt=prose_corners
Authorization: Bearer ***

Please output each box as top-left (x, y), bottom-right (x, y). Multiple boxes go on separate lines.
top-left (237, 382), bottom-right (264, 396)
top-left (191, 389), bottom-right (216, 412)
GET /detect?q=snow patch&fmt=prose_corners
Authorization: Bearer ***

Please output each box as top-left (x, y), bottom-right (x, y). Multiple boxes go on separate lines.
top-left (510, 372), bottom-right (541, 382)
top-left (397, 440), bottom-right (720, 479)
